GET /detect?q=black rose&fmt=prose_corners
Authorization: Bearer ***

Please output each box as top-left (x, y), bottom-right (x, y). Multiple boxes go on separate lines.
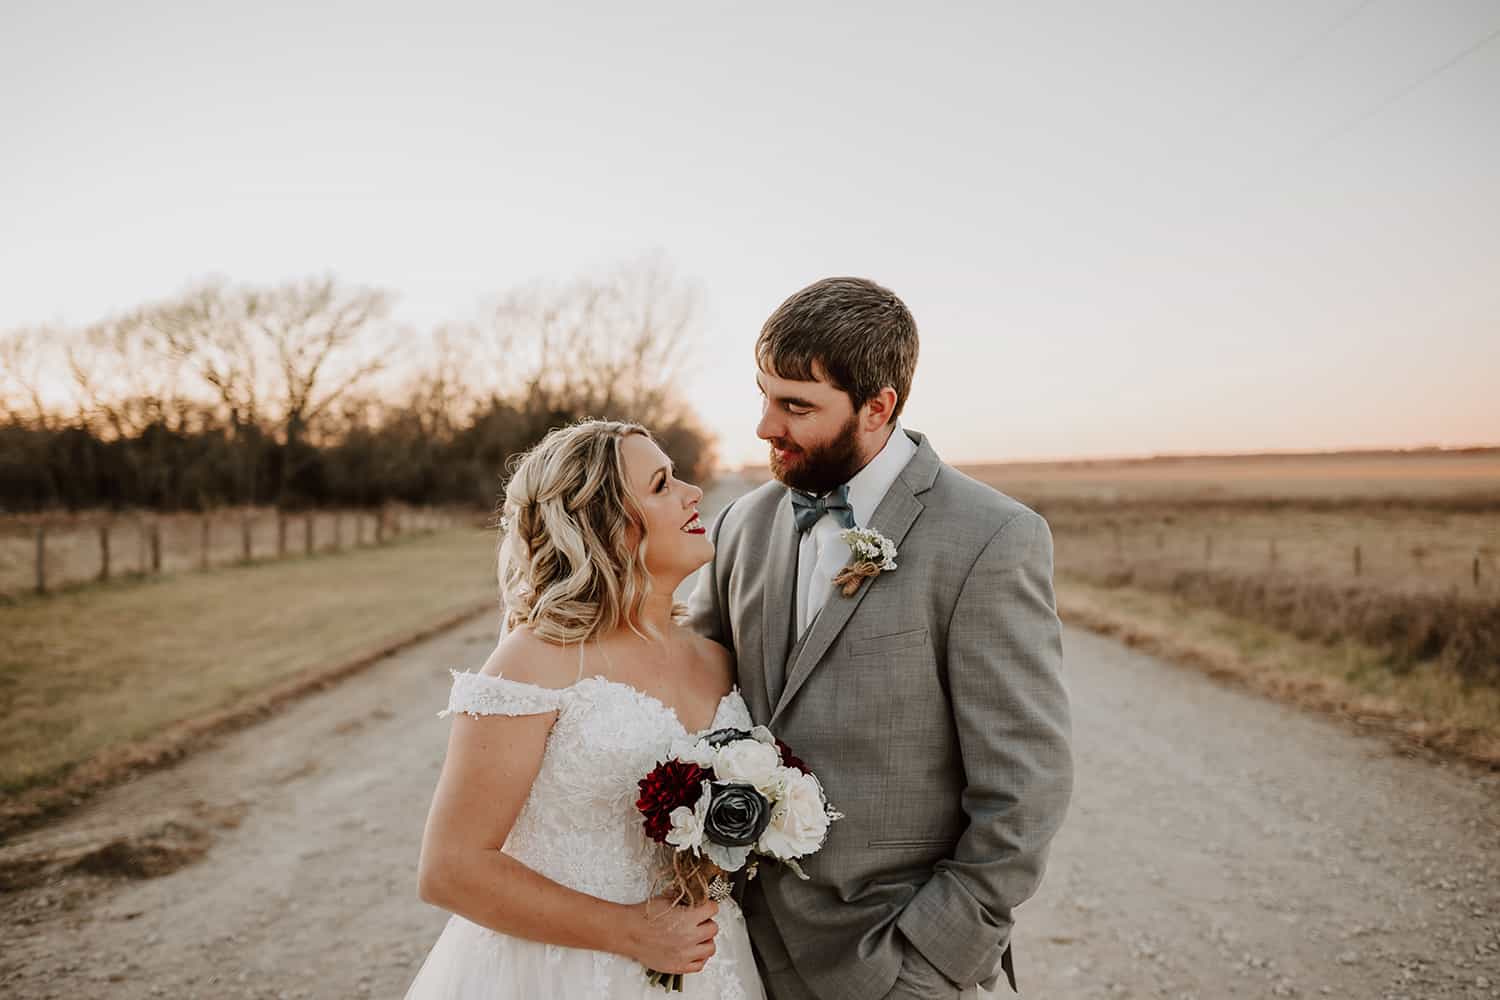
top-left (703, 782), bottom-right (771, 847)
top-left (702, 727), bottom-right (753, 748)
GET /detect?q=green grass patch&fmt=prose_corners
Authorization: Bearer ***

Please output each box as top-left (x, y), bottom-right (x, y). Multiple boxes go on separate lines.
top-left (0, 529), bottom-right (497, 795)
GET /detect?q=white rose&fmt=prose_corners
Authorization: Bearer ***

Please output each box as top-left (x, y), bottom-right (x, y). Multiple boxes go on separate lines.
top-left (668, 738), bottom-right (719, 770)
top-left (713, 739), bottom-right (782, 792)
top-left (757, 770), bottom-right (832, 860)
top-left (665, 781), bottom-right (711, 854)
top-left (758, 764), bottom-right (802, 800)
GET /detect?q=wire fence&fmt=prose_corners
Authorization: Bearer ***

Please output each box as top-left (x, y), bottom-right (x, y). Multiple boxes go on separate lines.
top-left (1052, 523), bottom-right (1499, 600)
top-left (1049, 513), bottom-right (1500, 681)
top-left (0, 505), bottom-right (479, 598)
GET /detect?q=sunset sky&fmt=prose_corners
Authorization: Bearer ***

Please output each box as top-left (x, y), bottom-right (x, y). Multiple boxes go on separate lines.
top-left (3, 1), bottom-right (1497, 466)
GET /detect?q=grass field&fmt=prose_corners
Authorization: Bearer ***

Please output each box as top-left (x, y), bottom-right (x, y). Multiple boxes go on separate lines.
top-left (0, 527), bottom-right (497, 797)
top-left (962, 448), bottom-right (1500, 764)
top-left (963, 447), bottom-right (1500, 504)
top-left (1040, 504), bottom-right (1498, 675)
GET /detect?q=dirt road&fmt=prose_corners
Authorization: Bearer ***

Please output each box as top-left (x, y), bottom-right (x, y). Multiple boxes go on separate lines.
top-left (4, 466), bottom-right (1499, 1000)
top-left (4, 614), bottom-right (1498, 999)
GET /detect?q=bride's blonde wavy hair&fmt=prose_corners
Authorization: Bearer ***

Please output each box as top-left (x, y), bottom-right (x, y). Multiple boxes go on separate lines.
top-left (496, 419), bottom-right (680, 644)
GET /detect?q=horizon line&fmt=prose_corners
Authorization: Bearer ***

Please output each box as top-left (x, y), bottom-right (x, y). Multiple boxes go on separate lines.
top-left (733, 440), bottom-right (1500, 473)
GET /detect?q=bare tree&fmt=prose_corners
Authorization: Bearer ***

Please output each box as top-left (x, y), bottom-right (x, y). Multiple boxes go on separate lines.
top-left (246, 275), bottom-right (396, 452)
top-left (481, 254), bottom-right (702, 426)
top-left (147, 278), bottom-right (265, 434)
top-left (0, 326), bottom-right (75, 430)
top-left (0, 259), bottom-right (718, 513)
top-left (143, 275), bottom-right (399, 502)
top-left (66, 311), bottom-right (193, 439)
top-left (389, 323), bottom-right (484, 441)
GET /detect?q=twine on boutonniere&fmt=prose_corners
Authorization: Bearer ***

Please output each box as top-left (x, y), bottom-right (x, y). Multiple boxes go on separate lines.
top-left (832, 527), bottom-right (898, 596)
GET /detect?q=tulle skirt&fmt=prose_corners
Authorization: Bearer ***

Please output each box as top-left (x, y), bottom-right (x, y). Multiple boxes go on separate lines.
top-left (403, 901), bottom-right (765, 1000)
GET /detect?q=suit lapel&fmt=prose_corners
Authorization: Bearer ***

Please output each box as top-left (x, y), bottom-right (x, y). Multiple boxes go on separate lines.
top-left (758, 489), bottom-right (799, 715)
top-left (770, 446), bottom-right (932, 725)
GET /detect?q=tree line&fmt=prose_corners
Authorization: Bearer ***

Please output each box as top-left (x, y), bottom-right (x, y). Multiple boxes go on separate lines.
top-left (0, 258), bottom-right (716, 512)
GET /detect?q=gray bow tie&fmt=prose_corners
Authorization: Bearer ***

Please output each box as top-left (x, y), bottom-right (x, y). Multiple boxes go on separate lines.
top-left (790, 484), bottom-right (856, 534)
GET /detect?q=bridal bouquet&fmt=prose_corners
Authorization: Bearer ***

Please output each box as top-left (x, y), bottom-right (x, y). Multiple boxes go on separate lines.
top-left (635, 726), bottom-right (841, 990)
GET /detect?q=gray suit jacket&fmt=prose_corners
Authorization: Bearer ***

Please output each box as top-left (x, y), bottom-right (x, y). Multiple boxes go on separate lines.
top-left (685, 429), bottom-right (1072, 1000)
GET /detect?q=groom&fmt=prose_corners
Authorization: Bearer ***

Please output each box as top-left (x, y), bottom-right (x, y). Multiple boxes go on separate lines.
top-left (685, 277), bottom-right (1073, 1000)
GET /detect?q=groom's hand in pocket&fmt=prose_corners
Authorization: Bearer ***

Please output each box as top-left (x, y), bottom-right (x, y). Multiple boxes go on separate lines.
top-left (626, 897), bottom-right (719, 974)
top-left (881, 935), bottom-right (962, 1000)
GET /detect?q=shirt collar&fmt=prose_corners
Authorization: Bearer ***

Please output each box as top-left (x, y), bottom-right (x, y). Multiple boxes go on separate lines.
top-left (842, 421), bottom-right (917, 529)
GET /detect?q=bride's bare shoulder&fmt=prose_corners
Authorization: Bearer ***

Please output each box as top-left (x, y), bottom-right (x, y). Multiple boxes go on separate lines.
top-left (478, 626), bottom-right (578, 690)
top-left (682, 630), bottom-right (735, 695)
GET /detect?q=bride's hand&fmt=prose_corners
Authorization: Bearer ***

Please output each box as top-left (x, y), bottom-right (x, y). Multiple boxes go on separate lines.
top-left (624, 896), bottom-right (720, 973)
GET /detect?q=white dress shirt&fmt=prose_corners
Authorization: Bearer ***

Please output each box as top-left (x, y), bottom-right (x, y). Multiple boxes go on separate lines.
top-left (795, 422), bottom-right (918, 636)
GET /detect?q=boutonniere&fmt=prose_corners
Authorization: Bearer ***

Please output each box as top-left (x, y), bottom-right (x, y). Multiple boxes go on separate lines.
top-left (832, 527), bottom-right (899, 596)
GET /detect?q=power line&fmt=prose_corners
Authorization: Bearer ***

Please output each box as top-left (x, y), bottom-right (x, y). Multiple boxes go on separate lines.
top-left (1301, 17), bottom-right (1500, 156)
top-left (1214, 0), bottom-right (1381, 126)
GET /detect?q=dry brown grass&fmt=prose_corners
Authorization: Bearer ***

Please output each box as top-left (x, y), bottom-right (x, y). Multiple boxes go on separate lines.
top-left (965, 447), bottom-right (1500, 504)
top-left (961, 448), bottom-right (1500, 766)
top-left (1056, 577), bottom-right (1500, 769)
top-left (0, 527), bottom-right (497, 802)
top-left (1037, 505), bottom-right (1500, 683)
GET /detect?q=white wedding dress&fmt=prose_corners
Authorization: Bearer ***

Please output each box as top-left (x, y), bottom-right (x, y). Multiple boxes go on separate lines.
top-left (404, 668), bottom-right (767, 1000)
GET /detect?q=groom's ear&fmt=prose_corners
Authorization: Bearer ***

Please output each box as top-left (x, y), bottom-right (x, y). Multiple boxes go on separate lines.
top-left (859, 387), bottom-right (899, 432)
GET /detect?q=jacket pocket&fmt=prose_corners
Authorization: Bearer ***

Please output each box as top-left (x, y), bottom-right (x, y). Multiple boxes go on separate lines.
top-left (848, 626), bottom-right (929, 658)
top-left (867, 837), bottom-right (950, 849)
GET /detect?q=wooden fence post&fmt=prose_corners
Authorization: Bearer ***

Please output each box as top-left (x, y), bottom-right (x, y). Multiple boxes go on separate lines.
top-left (200, 513), bottom-right (211, 570)
top-left (1475, 554), bottom-right (1482, 589)
top-left (99, 521), bottom-right (111, 582)
top-left (150, 519), bottom-right (162, 573)
top-left (35, 522), bottom-right (47, 594)
top-left (278, 511), bottom-right (288, 557)
top-left (241, 513), bottom-right (252, 562)
top-left (1353, 544), bottom-right (1362, 577)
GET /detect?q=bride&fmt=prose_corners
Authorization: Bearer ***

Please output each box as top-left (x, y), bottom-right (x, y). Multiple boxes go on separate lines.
top-left (405, 419), bottom-right (766, 999)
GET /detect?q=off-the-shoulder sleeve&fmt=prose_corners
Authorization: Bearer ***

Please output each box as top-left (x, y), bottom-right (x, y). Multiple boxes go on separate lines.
top-left (438, 670), bottom-right (566, 718)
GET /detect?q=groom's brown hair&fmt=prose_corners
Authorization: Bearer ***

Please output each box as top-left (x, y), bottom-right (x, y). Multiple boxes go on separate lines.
top-left (755, 277), bottom-right (919, 420)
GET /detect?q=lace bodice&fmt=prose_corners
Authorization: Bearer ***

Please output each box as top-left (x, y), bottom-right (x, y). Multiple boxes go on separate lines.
top-left (440, 670), bottom-right (752, 904)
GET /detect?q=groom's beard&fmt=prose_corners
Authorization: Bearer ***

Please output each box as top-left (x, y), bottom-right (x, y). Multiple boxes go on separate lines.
top-left (768, 412), bottom-right (863, 495)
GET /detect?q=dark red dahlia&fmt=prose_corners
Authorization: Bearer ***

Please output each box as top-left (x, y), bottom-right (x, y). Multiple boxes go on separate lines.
top-left (776, 739), bottom-right (811, 775)
top-left (636, 759), bottom-right (709, 843)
